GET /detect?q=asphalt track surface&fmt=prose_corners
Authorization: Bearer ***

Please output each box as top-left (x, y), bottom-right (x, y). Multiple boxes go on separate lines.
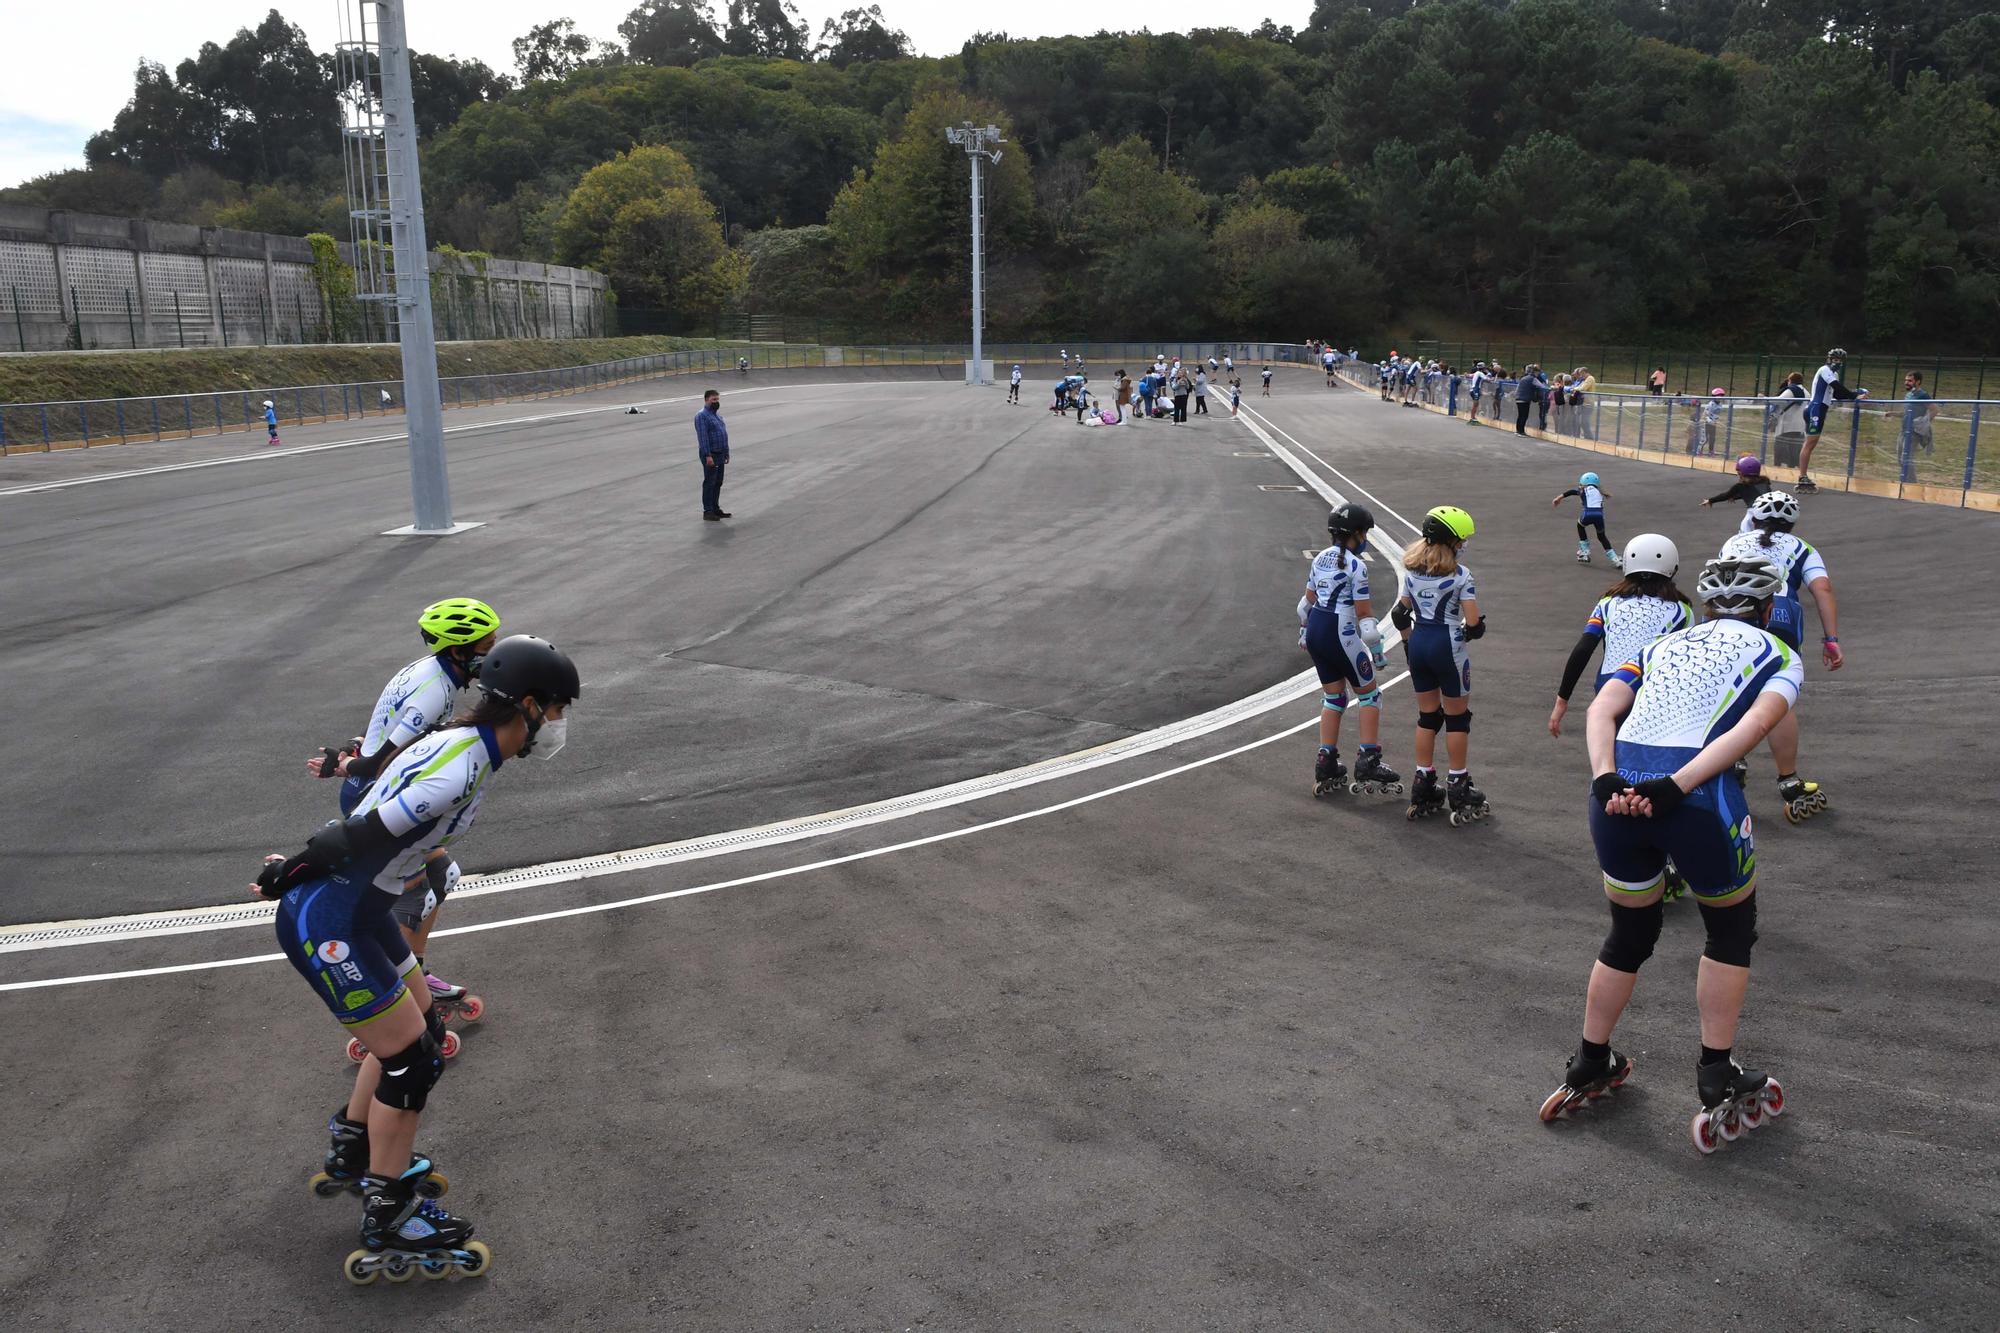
top-left (3, 368), bottom-right (1996, 1330)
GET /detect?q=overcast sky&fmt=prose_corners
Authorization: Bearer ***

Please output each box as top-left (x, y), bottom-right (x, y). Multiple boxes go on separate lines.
top-left (0, 1), bottom-right (1314, 189)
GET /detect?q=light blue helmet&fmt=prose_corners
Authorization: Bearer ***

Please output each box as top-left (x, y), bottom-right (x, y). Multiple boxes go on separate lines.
top-left (1580, 472), bottom-right (1599, 486)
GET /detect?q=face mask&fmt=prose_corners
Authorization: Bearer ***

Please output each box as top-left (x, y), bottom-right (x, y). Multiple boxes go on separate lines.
top-left (532, 715), bottom-right (568, 760)
top-left (462, 652), bottom-right (487, 679)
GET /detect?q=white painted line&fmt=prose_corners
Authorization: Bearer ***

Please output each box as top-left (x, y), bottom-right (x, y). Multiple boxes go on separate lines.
top-left (0, 670), bottom-right (1413, 994)
top-left (0, 666), bottom-right (1323, 954)
top-left (0, 379), bottom-right (942, 497)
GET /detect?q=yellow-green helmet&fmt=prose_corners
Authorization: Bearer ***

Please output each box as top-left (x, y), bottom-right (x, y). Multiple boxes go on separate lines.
top-left (418, 598), bottom-right (500, 650)
top-left (1422, 505), bottom-right (1475, 544)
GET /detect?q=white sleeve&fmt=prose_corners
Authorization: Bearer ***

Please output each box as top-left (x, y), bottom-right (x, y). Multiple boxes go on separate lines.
top-left (1800, 544), bottom-right (1829, 586)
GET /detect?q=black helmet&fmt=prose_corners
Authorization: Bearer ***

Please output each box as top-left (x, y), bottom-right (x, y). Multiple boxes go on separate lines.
top-left (479, 635), bottom-right (581, 709)
top-left (1327, 503), bottom-right (1375, 539)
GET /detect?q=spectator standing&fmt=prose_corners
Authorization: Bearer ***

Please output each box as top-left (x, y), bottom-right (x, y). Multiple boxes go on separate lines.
top-left (1116, 370), bottom-right (1133, 426)
top-left (696, 389), bottom-right (731, 521)
top-left (1447, 366), bottom-right (1462, 417)
top-left (1649, 367), bottom-right (1667, 396)
top-left (1902, 371), bottom-right (1936, 466)
top-left (1573, 367), bottom-right (1597, 439)
top-left (1172, 369), bottom-right (1191, 424)
top-left (1536, 366), bottom-right (1554, 430)
top-left (1770, 372), bottom-right (1808, 472)
top-left (1194, 369), bottom-right (1210, 415)
top-left (1515, 365), bottom-right (1541, 435)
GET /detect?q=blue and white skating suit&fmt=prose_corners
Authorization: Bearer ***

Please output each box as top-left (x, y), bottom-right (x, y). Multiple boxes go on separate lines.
top-left (1301, 545), bottom-right (1375, 692)
top-left (1717, 530), bottom-right (1828, 649)
top-left (1584, 594), bottom-right (1690, 688)
top-left (339, 652), bottom-right (469, 815)
top-left (1402, 564), bottom-right (1476, 698)
top-left (276, 724), bottom-right (505, 1026)
top-left (1573, 482), bottom-right (1605, 520)
top-left (1589, 620), bottom-right (1802, 903)
top-left (1805, 362), bottom-right (1858, 434)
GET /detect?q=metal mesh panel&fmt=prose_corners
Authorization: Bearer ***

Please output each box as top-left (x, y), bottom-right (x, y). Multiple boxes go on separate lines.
top-left (272, 264), bottom-right (321, 339)
top-left (216, 258), bottom-right (267, 339)
top-left (59, 246), bottom-right (140, 315)
top-left (0, 240), bottom-right (61, 313)
top-left (141, 253), bottom-right (210, 344)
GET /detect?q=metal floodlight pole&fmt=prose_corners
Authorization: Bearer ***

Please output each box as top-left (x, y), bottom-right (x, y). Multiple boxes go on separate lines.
top-left (373, 0), bottom-right (462, 534)
top-left (946, 123), bottom-right (1005, 386)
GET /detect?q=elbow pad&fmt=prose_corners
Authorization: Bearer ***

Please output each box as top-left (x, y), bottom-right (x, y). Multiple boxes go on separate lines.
top-left (1465, 619), bottom-right (1488, 641)
top-left (1391, 603), bottom-right (1413, 632)
top-left (1359, 617), bottom-right (1381, 650)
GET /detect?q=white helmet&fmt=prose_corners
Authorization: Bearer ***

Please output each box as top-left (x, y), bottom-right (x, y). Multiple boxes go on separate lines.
top-left (1697, 557), bottom-right (1784, 614)
top-left (1621, 533), bottom-right (1679, 578)
top-left (263, 399), bottom-right (275, 408)
top-left (1749, 490), bottom-right (1801, 527)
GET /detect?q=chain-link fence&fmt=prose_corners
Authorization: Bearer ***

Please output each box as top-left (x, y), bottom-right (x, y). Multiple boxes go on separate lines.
top-left (1407, 340), bottom-right (1997, 402)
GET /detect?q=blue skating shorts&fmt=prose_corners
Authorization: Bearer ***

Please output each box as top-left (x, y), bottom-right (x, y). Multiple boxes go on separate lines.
top-left (275, 875), bottom-right (419, 1027)
top-left (1304, 611), bottom-right (1375, 692)
top-left (1406, 624), bottom-right (1470, 698)
top-left (1803, 406), bottom-right (1827, 435)
top-left (1588, 778), bottom-right (1757, 905)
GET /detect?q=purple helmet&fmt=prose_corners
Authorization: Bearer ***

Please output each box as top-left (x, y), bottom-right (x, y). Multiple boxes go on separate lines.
top-left (1735, 455), bottom-right (1762, 478)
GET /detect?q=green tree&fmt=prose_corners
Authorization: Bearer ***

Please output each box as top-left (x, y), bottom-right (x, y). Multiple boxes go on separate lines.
top-left (825, 88), bottom-right (1034, 327)
top-left (725, 0), bottom-right (810, 60)
top-left (513, 20), bottom-right (602, 82)
top-left (410, 54), bottom-right (513, 138)
top-left (621, 0), bottom-right (723, 67)
top-left (600, 189), bottom-right (748, 312)
top-left (814, 6), bottom-right (912, 67)
top-left (553, 144), bottom-right (703, 266)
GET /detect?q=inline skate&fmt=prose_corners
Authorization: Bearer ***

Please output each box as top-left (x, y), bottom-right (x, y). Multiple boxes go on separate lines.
top-left (1690, 1058), bottom-right (1786, 1154)
top-left (1405, 769), bottom-right (1445, 820)
top-left (1575, 542), bottom-right (1591, 563)
top-left (1777, 775), bottom-right (1827, 823)
top-left (348, 1023), bottom-right (460, 1066)
top-left (308, 1110), bottom-right (448, 1200)
top-left (1538, 1048), bottom-right (1633, 1122)
top-left (1793, 475), bottom-right (1819, 494)
top-left (1313, 746), bottom-right (1347, 798)
top-left (424, 970), bottom-right (487, 1026)
top-left (345, 1163), bottom-right (490, 1284)
top-left (1348, 746), bottom-right (1405, 797)
top-left (1606, 548), bottom-right (1623, 568)
top-left (1446, 772), bottom-right (1491, 826)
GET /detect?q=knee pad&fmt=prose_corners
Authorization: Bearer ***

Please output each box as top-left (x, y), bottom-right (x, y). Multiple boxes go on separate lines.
top-left (1321, 692), bottom-right (1346, 714)
top-left (1698, 895), bottom-right (1759, 967)
top-left (425, 856), bottom-right (460, 904)
top-left (1417, 709), bottom-right (1445, 733)
top-left (1354, 689), bottom-right (1382, 710)
top-left (372, 1029), bottom-right (444, 1111)
top-left (1444, 711), bottom-right (1472, 733)
top-left (1596, 900), bottom-right (1665, 974)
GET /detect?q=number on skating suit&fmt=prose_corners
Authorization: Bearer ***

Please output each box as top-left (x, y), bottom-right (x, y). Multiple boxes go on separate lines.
top-left (343, 1240), bottom-right (492, 1285)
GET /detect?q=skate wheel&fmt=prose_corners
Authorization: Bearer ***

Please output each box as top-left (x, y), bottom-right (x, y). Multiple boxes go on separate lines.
top-left (417, 1169), bottom-right (449, 1199)
top-left (1348, 782), bottom-right (1365, 796)
top-left (343, 1251), bottom-right (378, 1285)
top-left (1449, 810), bottom-right (1464, 827)
top-left (440, 1029), bottom-right (461, 1060)
top-left (1691, 1113), bottom-right (1720, 1155)
top-left (1537, 1088), bottom-right (1580, 1123)
top-left (1760, 1078), bottom-right (1786, 1117)
top-left (1784, 803), bottom-right (1802, 824)
top-left (346, 1037), bottom-right (366, 1064)
top-left (308, 1171), bottom-right (344, 1198)
top-left (381, 1255), bottom-right (417, 1283)
top-left (1738, 1103), bottom-right (1764, 1131)
top-left (459, 995), bottom-right (484, 1023)
top-left (457, 1240), bottom-right (493, 1279)
top-left (418, 1256), bottom-right (452, 1280)
top-left (1716, 1111), bottom-right (1743, 1142)
top-left (1386, 783), bottom-right (1405, 796)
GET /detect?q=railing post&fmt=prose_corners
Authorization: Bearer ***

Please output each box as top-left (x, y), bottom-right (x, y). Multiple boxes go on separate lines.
top-left (125, 289), bottom-right (138, 348)
top-left (11, 285), bottom-right (25, 351)
top-left (79, 402), bottom-right (89, 443)
top-left (1963, 405), bottom-right (1980, 506)
top-left (183, 395), bottom-right (193, 436)
top-left (41, 404), bottom-right (51, 449)
top-left (151, 398), bottom-right (161, 440)
top-left (116, 399), bottom-right (127, 443)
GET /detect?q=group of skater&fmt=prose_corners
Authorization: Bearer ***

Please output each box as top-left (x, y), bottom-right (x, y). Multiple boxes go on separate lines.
top-left (1296, 453), bottom-right (1842, 1151)
top-left (256, 599), bottom-right (581, 1282)
top-left (1018, 352), bottom-right (1258, 424)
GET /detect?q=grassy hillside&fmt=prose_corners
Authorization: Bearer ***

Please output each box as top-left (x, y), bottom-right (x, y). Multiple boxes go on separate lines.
top-left (0, 335), bottom-right (715, 405)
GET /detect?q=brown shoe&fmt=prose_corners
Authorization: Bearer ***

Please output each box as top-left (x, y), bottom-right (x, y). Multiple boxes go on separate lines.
top-left (703, 512), bottom-right (723, 521)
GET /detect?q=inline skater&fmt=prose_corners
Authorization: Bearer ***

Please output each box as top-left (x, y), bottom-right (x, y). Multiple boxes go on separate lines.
top-left (1796, 348), bottom-right (1867, 492)
top-left (1552, 473), bottom-right (1622, 565)
top-left (1538, 557), bottom-right (1799, 1153)
top-left (1701, 455), bottom-right (1771, 529)
top-left (259, 634), bottom-right (580, 1280)
top-left (1548, 533), bottom-right (1694, 899)
top-left (264, 398), bottom-right (281, 445)
top-left (307, 598), bottom-right (500, 1030)
top-left (1261, 366), bottom-right (1273, 397)
top-left (1008, 364), bottom-right (1022, 405)
top-left (1719, 491), bottom-right (1842, 820)
top-left (1393, 506), bottom-right (1487, 824)
top-left (1297, 504), bottom-right (1401, 800)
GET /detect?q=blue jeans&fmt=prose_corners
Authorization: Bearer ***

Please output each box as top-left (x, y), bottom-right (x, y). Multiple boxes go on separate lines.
top-left (701, 458), bottom-right (726, 514)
